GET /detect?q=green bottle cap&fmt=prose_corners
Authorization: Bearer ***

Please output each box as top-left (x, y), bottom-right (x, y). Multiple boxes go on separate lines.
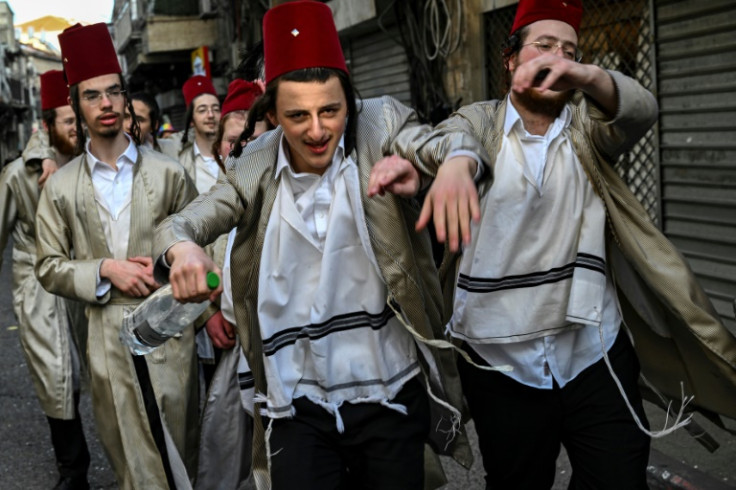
top-left (206, 271), bottom-right (220, 290)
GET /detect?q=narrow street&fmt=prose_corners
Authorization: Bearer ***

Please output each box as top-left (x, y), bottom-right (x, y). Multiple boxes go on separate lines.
top-left (0, 242), bottom-right (115, 488)
top-left (0, 240), bottom-right (734, 489)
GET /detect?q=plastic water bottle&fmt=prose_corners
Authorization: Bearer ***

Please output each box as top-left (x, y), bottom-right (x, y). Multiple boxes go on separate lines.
top-left (120, 272), bottom-right (220, 355)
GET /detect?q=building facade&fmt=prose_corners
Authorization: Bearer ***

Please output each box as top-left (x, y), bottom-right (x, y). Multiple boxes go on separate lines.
top-left (0, 2), bottom-right (34, 165)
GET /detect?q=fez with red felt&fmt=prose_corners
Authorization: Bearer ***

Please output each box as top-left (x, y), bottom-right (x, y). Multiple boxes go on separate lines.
top-left (510, 0), bottom-right (583, 35)
top-left (58, 23), bottom-right (121, 86)
top-left (263, 1), bottom-right (348, 84)
top-left (221, 79), bottom-right (263, 117)
top-left (40, 70), bottom-right (69, 110)
top-left (182, 75), bottom-right (217, 107)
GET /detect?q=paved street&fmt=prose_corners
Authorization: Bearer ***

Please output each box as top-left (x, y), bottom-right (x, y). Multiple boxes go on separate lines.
top-left (0, 240), bottom-right (734, 489)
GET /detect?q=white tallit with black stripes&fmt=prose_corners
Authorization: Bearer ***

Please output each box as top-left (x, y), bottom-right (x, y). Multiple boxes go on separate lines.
top-left (449, 113), bottom-right (608, 344)
top-left (256, 140), bottom-right (420, 429)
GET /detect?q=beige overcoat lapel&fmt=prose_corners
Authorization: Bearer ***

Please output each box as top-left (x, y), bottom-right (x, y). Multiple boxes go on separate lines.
top-left (78, 155), bottom-right (114, 260)
top-left (128, 153), bottom-right (155, 258)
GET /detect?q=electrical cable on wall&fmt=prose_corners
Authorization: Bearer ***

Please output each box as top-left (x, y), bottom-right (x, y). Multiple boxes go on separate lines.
top-left (379, 0), bottom-right (464, 124)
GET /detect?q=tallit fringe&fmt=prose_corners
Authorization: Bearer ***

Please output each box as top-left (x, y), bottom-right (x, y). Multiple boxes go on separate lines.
top-left (598, 325), bottom-right (692, 438)
top-left (385, 300), bottom-right (467, 449)
top-left (264, 417), bottom-right (277, 464)
top-left (254, 392), bottom-right (270, 418)
top-left (422, 370), bottom-right (462, 452)
top-left (310, 398), bottom-right (347, 433)
top-left (388, 299), bottom-right (512, 373)
top-left (380, 399), bottom-right (409, 416)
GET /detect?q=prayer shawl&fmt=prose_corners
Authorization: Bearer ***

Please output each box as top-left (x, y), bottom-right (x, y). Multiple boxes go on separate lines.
top-left (258, 155), bottom-right (419, 427)
top-left (450, 126), bottom-right (608, 343)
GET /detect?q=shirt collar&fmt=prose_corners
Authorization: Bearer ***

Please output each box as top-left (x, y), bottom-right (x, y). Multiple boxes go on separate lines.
top-left (504, 95), bottom-right (572, 137)
top-left (85, 133), bottom-right (138, 173)
top-left (275, 133), bottom-right (347, 180)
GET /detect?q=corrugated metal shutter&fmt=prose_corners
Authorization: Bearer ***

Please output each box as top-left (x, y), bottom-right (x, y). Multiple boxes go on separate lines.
top-left (655, 0), bottom-right (736, 333)
top-left (345, 26), bottom-right (411, 105)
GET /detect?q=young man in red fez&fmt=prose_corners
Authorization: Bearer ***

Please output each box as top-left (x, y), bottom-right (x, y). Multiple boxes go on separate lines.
top-left (179, 75), bottom-right (223, 194)
top-left (34, 23), bottom-right (201, 489)
top-left (402, 0), bottom-right (736, 487)
top-left (152, 1), bottom-right (487, 488)
top-left (0, 69), bottom-right (90, 490)
top-left (32, 71), bottom-right (79, 188)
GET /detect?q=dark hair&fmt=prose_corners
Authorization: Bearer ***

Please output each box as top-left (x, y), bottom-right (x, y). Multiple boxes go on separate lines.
top-left (501, 26), bottom-right (529, 88)
top-left (69, 74), bottom-right (141, 154)
top-left (41, 108), bottom-right (57, 135)
top-left (130, 91), bottom-right (162, 150)
top-left (231, 67), bottom-right (358, 159)
top-left (180, 103), bottom-right (194, 146)
top-left (234, 41), bottom-right (264, 81)
top-left (42, 108), bottom-right (60, 151)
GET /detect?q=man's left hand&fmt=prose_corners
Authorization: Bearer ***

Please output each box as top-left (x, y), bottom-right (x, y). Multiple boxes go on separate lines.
top-left (38, 158), bottom-right (59, 189)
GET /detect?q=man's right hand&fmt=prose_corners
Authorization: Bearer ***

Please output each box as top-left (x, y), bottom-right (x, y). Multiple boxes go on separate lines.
top-left (166, 241), bottom-right (223, 303)
top-left (416, 155), bottom-right (480, 252)
top-left (205, 310), bottom-right (236, 349)
top-left (100, 256), bottom-right (160, 297)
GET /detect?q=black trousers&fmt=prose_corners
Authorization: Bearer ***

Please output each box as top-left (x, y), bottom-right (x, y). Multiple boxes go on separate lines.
top-left (46, 394), bottom-right (90, 479)
top-left (458, 331), bottom-right (651, 490)
top-left (268, 377), bottom-right (430, 490)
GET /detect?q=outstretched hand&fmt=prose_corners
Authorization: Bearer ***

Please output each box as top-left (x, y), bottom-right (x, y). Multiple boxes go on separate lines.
top-left (166, 241), bottom-right (223, 303)
top-left (367, 155), bottom-right (421, 198)
top-left (416, 156), bottom-right (480, 252)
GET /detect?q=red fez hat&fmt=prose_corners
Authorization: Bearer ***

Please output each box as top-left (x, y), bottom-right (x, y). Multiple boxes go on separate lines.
top-left (221, 79), bottom-right (263, 117)
top-left (40, 70), bottom-right (69, 111)
top-left (182, 75), bottom-right (217, 107)
top-left (510, 0), bottom-right (583, 35)
top-left (263, 1), bottom-right (348, 84)
top-left (58, 23), bottom-right (121, 86)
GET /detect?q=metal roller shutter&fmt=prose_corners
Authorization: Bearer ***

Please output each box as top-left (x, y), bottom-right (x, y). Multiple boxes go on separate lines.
top-left (655, 0), bottom-right (736, 333)
top-left (344, 26), bottom-right (411, 106)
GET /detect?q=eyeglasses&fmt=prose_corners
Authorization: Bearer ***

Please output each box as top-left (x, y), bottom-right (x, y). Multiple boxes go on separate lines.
top-left (81, 88), bottom-right (127, 106)
top-left (523, 40), bottom-right (582, 62)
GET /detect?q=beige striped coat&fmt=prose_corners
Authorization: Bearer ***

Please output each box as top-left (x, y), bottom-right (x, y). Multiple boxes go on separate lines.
top-left (35, 147), bottom-right (201, 489)
top-left (0, 131), bottom-right (87, 420)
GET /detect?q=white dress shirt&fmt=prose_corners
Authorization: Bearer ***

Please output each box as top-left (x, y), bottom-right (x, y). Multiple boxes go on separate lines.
top-left (460, 97), bottom-right (620, 389)
top-left (87, 136), bottom-right (138, 297)
top-left (193, 141), bottom-right (221, 193)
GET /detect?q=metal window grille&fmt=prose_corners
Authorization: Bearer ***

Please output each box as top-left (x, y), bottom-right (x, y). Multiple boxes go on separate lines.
top-left (484, 0), bottom-right (660, 224)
